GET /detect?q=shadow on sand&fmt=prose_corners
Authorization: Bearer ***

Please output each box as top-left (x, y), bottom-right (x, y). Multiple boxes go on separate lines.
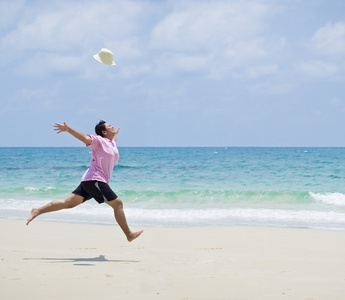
top-left (24, 254), bottom-right (139, 266)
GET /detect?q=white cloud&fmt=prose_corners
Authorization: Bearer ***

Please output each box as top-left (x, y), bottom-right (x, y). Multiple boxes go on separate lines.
top-left (1, 1), bottom-right (146, 51)
top-left (249, 81), bottom-right (295, 95)
top-left (0, 0), bottom-right (288, 81)
top-left (298, 60), bottom-right (339, 78)
top-left (151, 53), bottom-right (209, 76)
top-left (0, 0), bottom-right (25, 30)
top-left (120, 64), bottom-right (152, 78)
top-left (1, 86), bottom-right (62, 113)
top-left (16, 53), bottom-right (86, 77)
top-left (237, 64), bottom-right (278, 79)
top-left (174, 55), bottom-right (208, 72)
top-left (224, 39), bottom-right (267, 62)
top-left (311, 22), bottom-right (345, 56)
top-left (150, 1), bottom-right (270, 55)
top-left (150, 1), bottom-right (269, 51)
top-left (1, 0), bottom-right (345, 147)
top-left (0, 0), bottom-right (151, 76)
top-left (149, 1), bottom-right (284, 79)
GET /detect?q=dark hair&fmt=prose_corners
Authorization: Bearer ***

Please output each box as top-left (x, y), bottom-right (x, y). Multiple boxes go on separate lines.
top-left (95, 120), bottom-right (106, 137)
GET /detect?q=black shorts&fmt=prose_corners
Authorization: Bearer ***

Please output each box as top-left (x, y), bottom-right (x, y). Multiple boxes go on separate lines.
top-left (72, 181), bottom-right (118, 204)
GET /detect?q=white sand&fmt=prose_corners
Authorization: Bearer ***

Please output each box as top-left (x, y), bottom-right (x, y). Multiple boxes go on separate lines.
top-left (1, 219), bottom-right (344, 300)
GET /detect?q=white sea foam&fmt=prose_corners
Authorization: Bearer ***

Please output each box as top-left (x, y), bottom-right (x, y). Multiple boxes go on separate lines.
top-left (123, 208), bottom-right (345, 227)
top-left (309, 192), bottom-right (345, 206)
top-left (24, 187), bottom-right (39, 191)
top-left (2, 198), bottom-right (344, 230)
top-left (24, 186), bottom-right (57, 191)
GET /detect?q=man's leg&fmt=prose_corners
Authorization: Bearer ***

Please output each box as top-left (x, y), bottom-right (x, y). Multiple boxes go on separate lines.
top-left (106, 198), bottom-right (143, 242)
top-left (26, 194), bottom-right (84, 225)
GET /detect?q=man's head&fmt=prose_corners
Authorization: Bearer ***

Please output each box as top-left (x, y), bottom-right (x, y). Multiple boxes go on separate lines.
top-left (95, 120), bottom-right (117, 139)
top-left (95, 120), bottom-right (107, 137)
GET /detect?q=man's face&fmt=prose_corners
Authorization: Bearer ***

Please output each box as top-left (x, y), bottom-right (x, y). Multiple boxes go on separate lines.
top-left (103, 123), bottom-right (116, 137)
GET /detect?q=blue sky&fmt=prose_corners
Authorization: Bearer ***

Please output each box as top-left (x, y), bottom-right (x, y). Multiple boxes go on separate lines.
top-left (1, 0), bottom-right (345, 147)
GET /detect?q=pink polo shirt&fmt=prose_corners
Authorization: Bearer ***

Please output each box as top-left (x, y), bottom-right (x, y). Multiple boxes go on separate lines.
top-left (81, 135), bottom-right (119, 184)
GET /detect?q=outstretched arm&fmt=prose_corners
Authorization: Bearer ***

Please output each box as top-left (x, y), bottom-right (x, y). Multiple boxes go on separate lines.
top-left (54, 122), bottom-right (92, 145)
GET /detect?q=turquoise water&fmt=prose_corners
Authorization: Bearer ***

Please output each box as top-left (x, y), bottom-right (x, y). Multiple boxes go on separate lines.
top-left (1, 147), bottom-right (345, 230)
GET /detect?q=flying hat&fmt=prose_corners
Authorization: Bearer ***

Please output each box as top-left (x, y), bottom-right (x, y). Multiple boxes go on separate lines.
top-left (93, 48), bottom-right (116, 66)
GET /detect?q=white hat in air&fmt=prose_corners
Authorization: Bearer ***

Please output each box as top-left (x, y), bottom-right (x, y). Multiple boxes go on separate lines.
top-left (93, 48), bottom-right (116, 66)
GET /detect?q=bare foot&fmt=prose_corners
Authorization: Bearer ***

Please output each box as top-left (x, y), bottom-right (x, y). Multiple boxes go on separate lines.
top-left (127, 230), bottom-right (143, 242)
top-left (26, 208), bottom-right (39, 225)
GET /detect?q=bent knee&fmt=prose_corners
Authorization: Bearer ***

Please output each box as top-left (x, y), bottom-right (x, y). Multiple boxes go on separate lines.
top-left (109, 198), bottom-right (123, 209)
top-left (64, 195), bottom-right (83, 209)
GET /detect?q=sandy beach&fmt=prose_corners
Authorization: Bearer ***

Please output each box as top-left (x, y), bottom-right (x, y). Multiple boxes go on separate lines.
top-left (1, 219), bottom-right (344, 300)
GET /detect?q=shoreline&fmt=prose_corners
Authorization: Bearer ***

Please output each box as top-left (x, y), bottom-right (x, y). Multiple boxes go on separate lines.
top-left (1, 219), bottom-right (345, 300)
top-left (2, 212), bottom-right (345, 232)
top-left (3, 215), bottom-right (345, 231)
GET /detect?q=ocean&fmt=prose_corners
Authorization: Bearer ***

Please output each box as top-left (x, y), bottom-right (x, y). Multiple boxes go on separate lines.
top-left (1, 147), bottom-right (345, 230)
